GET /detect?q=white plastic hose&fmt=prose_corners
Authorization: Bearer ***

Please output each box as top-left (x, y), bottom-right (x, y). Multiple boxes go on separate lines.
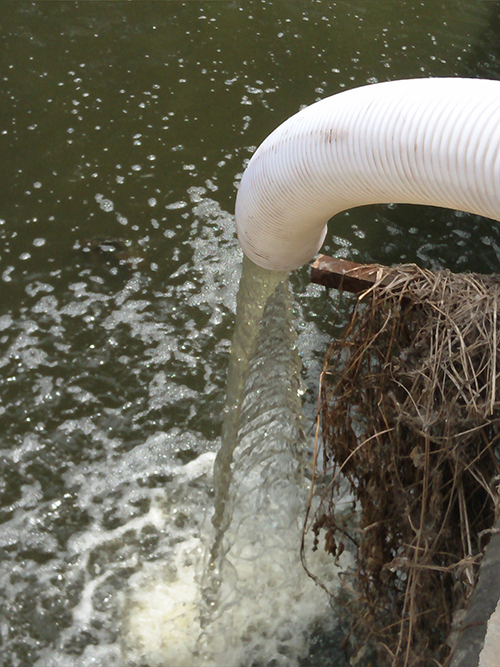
top-left (235, 78), bottom-right (500, 271)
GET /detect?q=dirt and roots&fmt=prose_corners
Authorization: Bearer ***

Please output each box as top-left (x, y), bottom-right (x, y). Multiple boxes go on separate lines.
top-left (304, 265), bottom-right (500, 666)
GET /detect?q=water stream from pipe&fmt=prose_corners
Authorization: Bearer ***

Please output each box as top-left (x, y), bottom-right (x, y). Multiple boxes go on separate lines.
top-left (124, 257), bottom-right (349, 666)
top-left (203, 256), bottom-right (288, 612)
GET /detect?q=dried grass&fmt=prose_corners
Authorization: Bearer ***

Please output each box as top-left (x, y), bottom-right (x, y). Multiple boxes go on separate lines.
top-left (304, 264), bottom-right (500, 666)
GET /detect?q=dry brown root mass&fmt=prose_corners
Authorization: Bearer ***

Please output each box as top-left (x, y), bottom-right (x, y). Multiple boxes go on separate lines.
top-left (306, 264), bottom-right (500, 667)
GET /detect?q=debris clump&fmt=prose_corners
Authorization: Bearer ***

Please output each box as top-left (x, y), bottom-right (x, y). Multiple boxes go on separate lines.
top-left (307, 264), bottom-right (500, 666)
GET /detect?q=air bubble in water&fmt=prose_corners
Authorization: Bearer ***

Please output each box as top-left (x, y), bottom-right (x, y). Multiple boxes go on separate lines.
top-left (95, 193), bottom-right (114, 212)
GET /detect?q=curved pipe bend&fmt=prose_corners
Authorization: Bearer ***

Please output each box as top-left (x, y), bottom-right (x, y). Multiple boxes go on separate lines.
top-left (235, 77), bottom-right (500, 272)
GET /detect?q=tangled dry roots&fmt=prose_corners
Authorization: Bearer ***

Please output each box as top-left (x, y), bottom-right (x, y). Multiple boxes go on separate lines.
top-left (307, 264), bottom-right (500, 666)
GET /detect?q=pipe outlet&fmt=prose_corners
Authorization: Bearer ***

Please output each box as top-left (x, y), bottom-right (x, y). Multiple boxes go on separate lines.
top-left (235, 77), bottom-right (500, 271)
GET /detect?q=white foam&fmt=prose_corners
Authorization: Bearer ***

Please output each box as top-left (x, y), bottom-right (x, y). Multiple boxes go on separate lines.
top-left (124, 538), bottom-right (205, 667)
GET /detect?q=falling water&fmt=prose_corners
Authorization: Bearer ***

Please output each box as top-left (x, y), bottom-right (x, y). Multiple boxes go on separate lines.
top-left (203, 256), bottom-right (288, 609)
top-left (124, 257), bottom-right (350, 666)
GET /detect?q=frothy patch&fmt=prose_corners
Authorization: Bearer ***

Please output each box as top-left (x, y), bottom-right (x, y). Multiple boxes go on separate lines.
top-left (124, 538), bottom-right (204, 667)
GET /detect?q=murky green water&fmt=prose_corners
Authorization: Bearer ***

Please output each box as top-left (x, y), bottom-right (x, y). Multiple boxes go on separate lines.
top-left (2, 1), bottom-right (500, 665)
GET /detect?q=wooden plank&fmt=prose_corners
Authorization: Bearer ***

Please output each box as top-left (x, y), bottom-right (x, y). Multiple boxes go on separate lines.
top-left (310, 255), bottom-right (393, 293)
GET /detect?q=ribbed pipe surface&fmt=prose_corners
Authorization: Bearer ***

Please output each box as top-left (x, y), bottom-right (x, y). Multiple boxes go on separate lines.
top-left (235, 78), bottom-right (500, 271)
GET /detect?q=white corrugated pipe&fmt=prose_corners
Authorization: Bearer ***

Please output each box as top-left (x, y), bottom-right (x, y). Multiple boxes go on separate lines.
top-left (235, 77), bottom-right (500, 272)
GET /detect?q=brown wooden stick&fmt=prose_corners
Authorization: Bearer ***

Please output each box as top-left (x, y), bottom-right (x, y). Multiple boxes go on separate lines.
top-left (310, 255), bottom-right (394, 293)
